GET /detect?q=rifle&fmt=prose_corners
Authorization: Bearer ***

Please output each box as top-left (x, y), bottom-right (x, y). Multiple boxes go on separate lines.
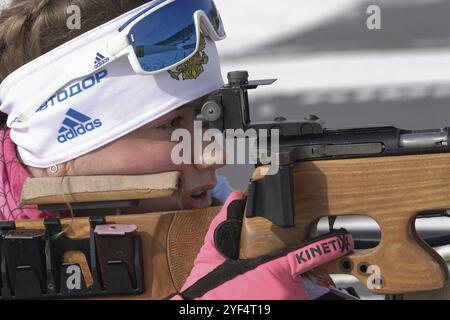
top-left (2, 71), bottom-right (450, 299)
top-left (196, 70), bottom-right (450, 295)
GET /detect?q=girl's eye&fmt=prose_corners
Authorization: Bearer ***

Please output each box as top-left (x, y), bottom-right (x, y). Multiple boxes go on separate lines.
top-left (158, 116), bottom-right (182, 130)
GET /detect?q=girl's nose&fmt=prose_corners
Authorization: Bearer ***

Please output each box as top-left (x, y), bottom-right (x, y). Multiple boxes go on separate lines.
top-left (193, 145), bottom-right (226, 171)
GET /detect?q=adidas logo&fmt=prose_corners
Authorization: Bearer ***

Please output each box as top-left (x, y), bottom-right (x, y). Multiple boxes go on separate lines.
top-left (94, 52), bottom-right (110, 69)
top-left (57, 108), bottom-right (102, 144)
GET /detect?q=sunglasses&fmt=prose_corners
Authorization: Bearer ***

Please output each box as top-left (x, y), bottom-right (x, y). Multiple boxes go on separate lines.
top-left (102, 0), bottom-right (226, 74)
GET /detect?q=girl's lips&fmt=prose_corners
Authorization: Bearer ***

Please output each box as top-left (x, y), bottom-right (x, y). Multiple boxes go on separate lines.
top-left (181, 184), bottom-right (215, 209)
top-left (181, 192), bottom-right (212, 209)
top-left (190, 190), bottom-right (208, 198)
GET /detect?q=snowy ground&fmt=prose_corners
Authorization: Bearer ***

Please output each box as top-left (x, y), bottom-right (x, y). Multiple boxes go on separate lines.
top-left (214, 0), bottom-right (367, 57)
top-left (214, 0), bottom-right (450, 111)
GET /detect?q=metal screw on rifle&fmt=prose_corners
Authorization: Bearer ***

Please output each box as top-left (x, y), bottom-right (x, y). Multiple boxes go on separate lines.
top-left (340, 258), bottom-right (353, 272)
top-left (197, 101), bottom-right (222, 122)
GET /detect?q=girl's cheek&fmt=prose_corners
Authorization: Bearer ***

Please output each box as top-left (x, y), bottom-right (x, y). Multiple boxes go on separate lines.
top-left (73, 140), bottom-right (186, 176)
top-left (137, 141), bottom-right (181, 171)
top-left (110, 141), bottom-right (179, 173)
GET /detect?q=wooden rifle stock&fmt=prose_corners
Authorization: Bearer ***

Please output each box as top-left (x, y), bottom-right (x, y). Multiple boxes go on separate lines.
top-left (240, 153), bottom-right (450, 294)
top-left (11, 159), bottom-right (450, 298)
top-left (13, 171), bottom-right (219, 299)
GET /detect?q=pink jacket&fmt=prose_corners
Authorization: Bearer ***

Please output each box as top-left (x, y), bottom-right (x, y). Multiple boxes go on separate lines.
top-left (0, 127), bottom-right (54, 220)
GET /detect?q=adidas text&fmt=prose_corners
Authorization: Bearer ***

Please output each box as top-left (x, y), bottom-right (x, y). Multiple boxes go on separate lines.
top-left (58, 119), bottom-right (102, 143)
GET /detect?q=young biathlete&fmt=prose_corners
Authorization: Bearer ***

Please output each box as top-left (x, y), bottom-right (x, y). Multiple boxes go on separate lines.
top-left (0, 0), bottom-right (353, 300)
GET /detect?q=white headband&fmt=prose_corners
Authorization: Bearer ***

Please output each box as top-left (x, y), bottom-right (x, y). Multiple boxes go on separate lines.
top-left (0, 1), bottom-right (224, 168)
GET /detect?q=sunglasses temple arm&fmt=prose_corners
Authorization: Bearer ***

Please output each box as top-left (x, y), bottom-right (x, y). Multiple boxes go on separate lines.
top-left (17, 75), bottom-right (85, 123)
top-left (105, 34), bottom-right (131, 57)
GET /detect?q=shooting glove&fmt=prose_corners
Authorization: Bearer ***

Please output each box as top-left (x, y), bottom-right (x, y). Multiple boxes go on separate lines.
top-left (171, 192), bottom-right (354, 300)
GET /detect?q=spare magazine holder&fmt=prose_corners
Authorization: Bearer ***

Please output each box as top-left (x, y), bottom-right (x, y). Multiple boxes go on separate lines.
top-left (0, 216), bottom-right (144, 299)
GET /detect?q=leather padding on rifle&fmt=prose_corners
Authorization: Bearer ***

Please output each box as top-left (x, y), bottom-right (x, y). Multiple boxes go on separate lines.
top-left (167, 208), bottom-right (220, 291)
top-left (21, 172), bottom-right (180, 205)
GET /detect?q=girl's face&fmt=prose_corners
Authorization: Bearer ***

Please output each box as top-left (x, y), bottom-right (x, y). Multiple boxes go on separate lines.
top-left (58, 96), bottom-right (225, 213)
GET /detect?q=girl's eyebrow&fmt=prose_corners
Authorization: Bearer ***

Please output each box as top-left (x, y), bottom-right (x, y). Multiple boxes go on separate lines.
top-left (139, 109), bottom-right (186, 130)
top-left (137, 95), bottom-right (211, 131)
